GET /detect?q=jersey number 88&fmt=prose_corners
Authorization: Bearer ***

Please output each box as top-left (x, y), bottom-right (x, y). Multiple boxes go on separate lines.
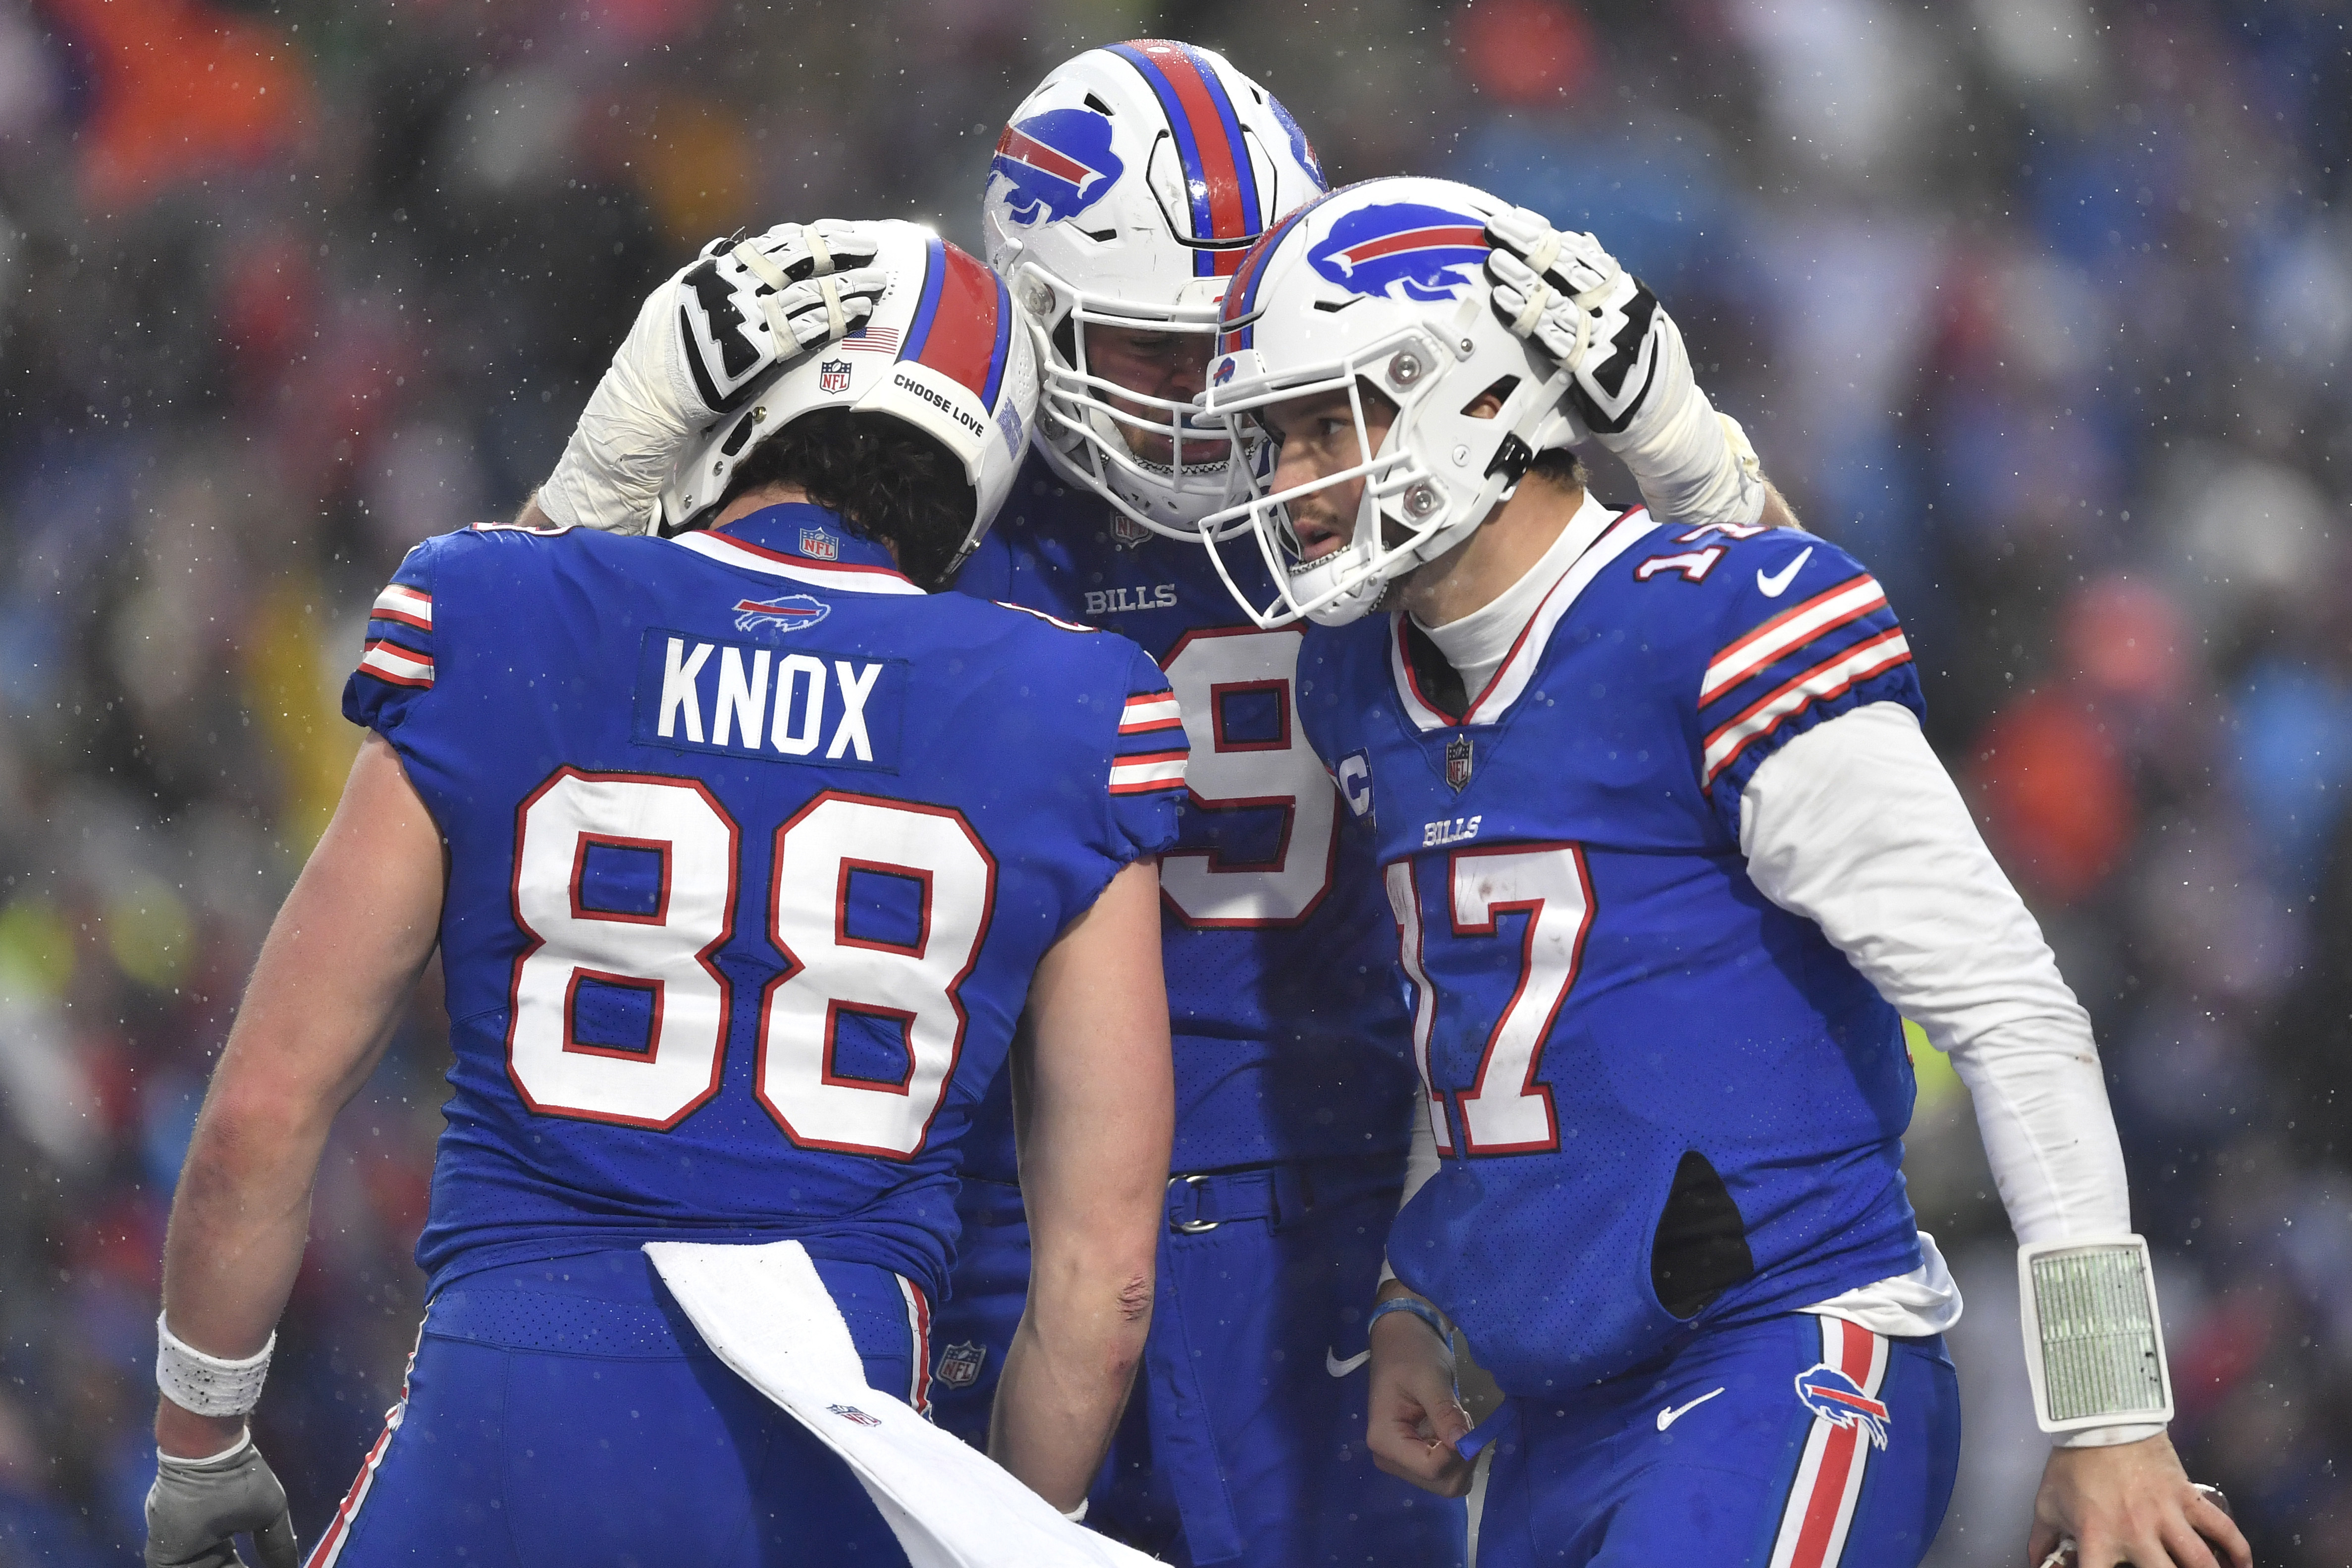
top-left (505, 769), bottom-right (993, 1160)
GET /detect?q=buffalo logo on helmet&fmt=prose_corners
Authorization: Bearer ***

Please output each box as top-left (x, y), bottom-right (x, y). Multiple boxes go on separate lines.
top-left (1212, 357), bottom-right (1237, 386)
top-left (1307, 203), bottom-right (1493, 305)
top-left (1793, 1363), bottom-right (1891, 1450)
top-left (934, 1341), bottom-right (988, 1392)
top-left (733, 594), bottom-right (831, 634)
top-left (990, 108), bottom-right (1125, 226)
top-left (818, 358), bottom-right (852, 394)
top-left (1445, 734), bottom-right (1474, 791)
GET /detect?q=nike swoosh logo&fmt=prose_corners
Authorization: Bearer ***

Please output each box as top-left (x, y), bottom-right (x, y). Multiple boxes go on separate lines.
top-left (1326, 1347), bottom-right (1371, 1377)
top-left (1656, 1387), bottom-right (1725, 1431)
top-left (1756, 546), bottom-right (1813, 598)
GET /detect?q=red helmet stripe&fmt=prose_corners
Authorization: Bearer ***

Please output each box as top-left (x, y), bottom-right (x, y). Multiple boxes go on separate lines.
top-left (912, 243), bottom-right (1011, 404)
top-left (1335, 225), bottom-right (1490, 267)
top-left (994, 124), bottom-right (1095, 188)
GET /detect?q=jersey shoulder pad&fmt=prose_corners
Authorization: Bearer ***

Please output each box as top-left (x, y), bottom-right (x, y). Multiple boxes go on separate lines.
top-left (343, 529), bottom-right (490, 727)
top-left (1628, 525), bottom-right (1919, 821)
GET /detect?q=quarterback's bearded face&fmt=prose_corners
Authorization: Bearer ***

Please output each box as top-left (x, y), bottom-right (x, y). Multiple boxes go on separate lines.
top-left (1087, 324), bottom-right (1212, 467)
top-left (1259, 384), bottom-right (1399, 560)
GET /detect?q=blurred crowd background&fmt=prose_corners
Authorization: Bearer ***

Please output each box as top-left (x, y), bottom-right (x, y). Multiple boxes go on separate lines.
top-left (0, 0), bottom-right (2346, 1560)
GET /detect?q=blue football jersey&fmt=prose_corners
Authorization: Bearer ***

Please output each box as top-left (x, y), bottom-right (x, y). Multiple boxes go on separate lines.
top-left (343, 503), bottom-right (1185, 1301)
top-left (1294, 502), bottom-right (1929, 1396)
top-left (953, 455), bottom-right (1419, 1176)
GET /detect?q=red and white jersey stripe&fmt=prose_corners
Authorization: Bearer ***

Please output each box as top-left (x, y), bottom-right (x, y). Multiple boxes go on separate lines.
top-left (358, 639), bottom-right (434, 690)
top-left (370, 584), bottom-right (433, 633)
top-left (1109, 749), bottom-right (1188, 795)
top-left (1119, 693), bottom-right (1183, 735)
top-left (1700, 575), bottom-right (1889, 704)
top-left (1768, 1316), bottom-right (1892, 1568)
top-left (1701, 629), bottom-right (1911, 784)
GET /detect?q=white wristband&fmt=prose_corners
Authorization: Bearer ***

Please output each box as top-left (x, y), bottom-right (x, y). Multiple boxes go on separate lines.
top-left (156, 1313), bottom-right (274, 1419)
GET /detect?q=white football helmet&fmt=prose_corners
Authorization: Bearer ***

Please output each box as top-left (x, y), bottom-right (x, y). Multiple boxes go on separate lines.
top-left (656, 221), bottom-right (1038, 574)
top-left (1196, 177), bottom-right (1589, 626)
top-left (981, 40), bottom-right (1327, 538)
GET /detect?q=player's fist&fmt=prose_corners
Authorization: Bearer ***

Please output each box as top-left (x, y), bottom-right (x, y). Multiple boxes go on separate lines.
top-left (1365, 1298), bottom-right (1476, 1498)
top-left (535, 220), bottom-right (891, 534)
top-left (145, 1432), bottom-right (300, 1568)
top-left (1483, 208), bottom-right (1659, 435)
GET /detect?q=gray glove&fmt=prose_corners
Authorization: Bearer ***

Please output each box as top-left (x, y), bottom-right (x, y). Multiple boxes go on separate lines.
top-left (145, 1433), bottom-right (300, 1568)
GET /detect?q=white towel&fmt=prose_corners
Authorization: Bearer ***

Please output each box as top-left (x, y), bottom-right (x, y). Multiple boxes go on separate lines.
top-left (643, 1239), bottom-right (1160, 1568)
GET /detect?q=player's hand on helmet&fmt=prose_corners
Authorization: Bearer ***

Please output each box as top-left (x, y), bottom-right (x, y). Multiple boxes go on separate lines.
top-left (145, 1431), bottom-right (301, 1568)
top-left (671, 222), bottom-right (890, 414)
top-left (1482, 207), bottom-right (1659, 435)
top-left (2027, 1432), bottom-right (2249, 1568)
top-left (1485, 206), bottom-right (1768, 529)
top-left (535, 220), bottom-right (890, 534)
top-left (1365, 1296), bottom-right (1476, 1498)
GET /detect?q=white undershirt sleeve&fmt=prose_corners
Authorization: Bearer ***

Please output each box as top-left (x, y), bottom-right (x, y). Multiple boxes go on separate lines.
top-left (1741, 703), bottom-right (2160, 1446)
top-left (1738, 701), bottom-right (2131, 1244)
top-left (1378, 1111), bottom-right (1444, 1288)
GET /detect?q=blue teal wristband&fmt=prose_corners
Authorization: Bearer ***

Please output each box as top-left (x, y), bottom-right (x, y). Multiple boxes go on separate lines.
top-left (1367, 1296), bottom-right (1451, 1347)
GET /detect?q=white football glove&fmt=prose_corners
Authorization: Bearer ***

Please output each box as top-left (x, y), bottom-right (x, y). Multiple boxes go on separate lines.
top-left (1484, 208), bottom-right (1764, 530)
top-left (535, 221), bottom-right (891, 534)
top-left (145, 1432), bottom-right (300, 1568)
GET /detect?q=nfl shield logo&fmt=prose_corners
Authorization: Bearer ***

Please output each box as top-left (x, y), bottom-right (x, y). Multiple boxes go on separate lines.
top-left (1445, 734), bottom-right (1474, 791)
top-left (935, 1341), bottom-right (987, 1392)
top-left (799, 527), bottom-right (841, 561)
top-left (818, 358), bottom-right (852, 394)
top-left (1108, 512), bottom-right (1151, 549)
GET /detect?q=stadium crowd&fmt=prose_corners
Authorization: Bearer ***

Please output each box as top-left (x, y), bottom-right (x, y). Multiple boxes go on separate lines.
top-left (0, 0), bottom-right (2345, 1560)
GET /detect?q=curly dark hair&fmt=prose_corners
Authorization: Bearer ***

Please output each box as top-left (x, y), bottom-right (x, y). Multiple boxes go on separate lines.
top-left (709, 408), bottom-right (976, 590)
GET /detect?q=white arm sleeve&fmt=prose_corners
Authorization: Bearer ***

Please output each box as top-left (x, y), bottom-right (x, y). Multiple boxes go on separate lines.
top-left (1737, 702), bottom-right (2131, 1244)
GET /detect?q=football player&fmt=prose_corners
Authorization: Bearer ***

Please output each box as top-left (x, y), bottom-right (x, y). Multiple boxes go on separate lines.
top-left (1191, 175), bottom-right (2253, 1568)
top-left (145, 223), bottom-right (1184, 1568)
top-left (517, 43), bottom-right (1779, 1568)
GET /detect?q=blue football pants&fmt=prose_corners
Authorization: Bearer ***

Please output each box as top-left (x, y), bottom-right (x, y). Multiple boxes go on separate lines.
top-left (1469, 1312), bottom-right (1960, 1568)
top-left (929, 1163), bottom-right (1467, 1568)
top-left (303, 1248), bottom-right (930, 1568)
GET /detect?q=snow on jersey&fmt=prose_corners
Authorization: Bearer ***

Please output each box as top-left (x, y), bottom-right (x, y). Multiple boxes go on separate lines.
top-left (952, 454), bottom-right (1419, 1177)
top-left (1295, 504), bottom-right (1928, 1396)
top-left (344, 503), bottom-right (1184, 1301)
